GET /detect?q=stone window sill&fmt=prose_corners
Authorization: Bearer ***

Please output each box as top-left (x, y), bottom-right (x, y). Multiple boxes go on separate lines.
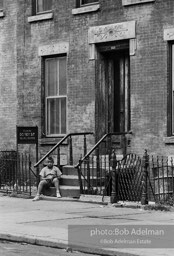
top-left (72, 4), bottom-right (100, 15)
top-left (28, 12), bottom-right (53, 23)
top-left (164, 137), bottom-right (174, 145)
top-left (0, 11), bottom-right (4, 17)
top-left (122, 0), bottom-right (155, 6)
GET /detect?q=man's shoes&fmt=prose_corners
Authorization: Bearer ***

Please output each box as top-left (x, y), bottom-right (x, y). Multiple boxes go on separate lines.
top-left (32, 195), bottom-right (40, 201)
top-left (56, 191), bottom-right (61, 198)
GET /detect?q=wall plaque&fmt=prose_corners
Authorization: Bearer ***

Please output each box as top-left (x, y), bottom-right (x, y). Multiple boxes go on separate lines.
top-left (88, 21), bottom-right (136, 44)
top-left (164, 28), bottom-right (174, 41)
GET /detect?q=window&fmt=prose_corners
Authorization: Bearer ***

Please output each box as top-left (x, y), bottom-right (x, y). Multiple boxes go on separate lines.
top-left (37, 0), bottom-right (52, 13)
top-left (81, 0), bottom-right (98, 5)
top-left (0, 0), bottom-right (3, 10)
top-left (32, 0), bottom-right (52, 15)
top-left (45, 56), bottom-right (67, 136)
top-left (76, 0), bottom-right (98, 8)
top-left (171, 44), bottom-right (174, 135)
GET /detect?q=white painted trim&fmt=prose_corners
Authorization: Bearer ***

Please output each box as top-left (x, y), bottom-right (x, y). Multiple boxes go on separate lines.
top-left (72, 4), bottom-right (100, 15)
top-left (28, 12), bottom-right (53, 23)
top-left (122, 0), bottom-right (155, 6)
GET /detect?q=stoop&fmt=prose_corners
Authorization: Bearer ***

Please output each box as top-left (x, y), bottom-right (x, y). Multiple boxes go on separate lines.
top-left (42, 165), bottom-right (80, 198)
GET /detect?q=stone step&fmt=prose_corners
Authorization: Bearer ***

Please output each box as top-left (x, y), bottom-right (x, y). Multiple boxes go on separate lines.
top-left (42, 185), bottom-right (80, 198)
top-left (62, 165), bottom-right (78, 175)
top-left (60, 175), bottom-right (79, 186)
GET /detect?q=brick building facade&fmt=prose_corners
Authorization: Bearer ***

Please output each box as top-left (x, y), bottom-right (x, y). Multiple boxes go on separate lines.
top-left (1, 0), bottom-right (174, 163)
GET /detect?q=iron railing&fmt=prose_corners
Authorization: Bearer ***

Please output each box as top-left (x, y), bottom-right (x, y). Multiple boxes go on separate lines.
top-left (75, 132), bottom-right (132, 196)
top-left (151, 155), bottom-right (174, 203)
top-left (0, 151), bottom-right (34, 196)
top-left (34, 132), bottom-right (94, 168)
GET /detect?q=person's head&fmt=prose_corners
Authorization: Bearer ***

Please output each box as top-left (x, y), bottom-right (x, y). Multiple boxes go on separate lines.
top-left (47, 156), bottom-right (54, 168)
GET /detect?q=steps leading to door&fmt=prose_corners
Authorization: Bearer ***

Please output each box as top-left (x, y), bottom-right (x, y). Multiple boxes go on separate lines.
top-left (42, 165), bottom-right (80, 198)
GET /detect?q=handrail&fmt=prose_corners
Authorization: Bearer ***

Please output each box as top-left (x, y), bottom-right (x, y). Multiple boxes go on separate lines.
top-left (75, 131), bottom-right (132, 168)
top-left (34, 132), bottom-right (93, 168)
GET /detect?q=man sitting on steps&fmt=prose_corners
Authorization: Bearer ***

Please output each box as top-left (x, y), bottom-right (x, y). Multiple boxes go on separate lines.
top-left (32, 156), bottom-right (62, 201)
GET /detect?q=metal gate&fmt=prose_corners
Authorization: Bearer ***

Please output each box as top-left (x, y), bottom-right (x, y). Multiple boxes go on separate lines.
top-left (115, 153), bottom-right (143, 201)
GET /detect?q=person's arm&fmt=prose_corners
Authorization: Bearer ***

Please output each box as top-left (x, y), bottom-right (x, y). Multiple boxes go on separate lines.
top-left (55, 167), bottom-right (62, 179)
top-left (39, 168), bottom-right (46, 180)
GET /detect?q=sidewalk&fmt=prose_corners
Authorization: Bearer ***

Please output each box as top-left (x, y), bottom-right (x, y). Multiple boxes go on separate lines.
top-left (0, 194), bottom-right (174, 256)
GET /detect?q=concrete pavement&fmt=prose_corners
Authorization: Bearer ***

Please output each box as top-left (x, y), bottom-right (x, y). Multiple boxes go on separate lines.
top-left (0, 194), bottom-right (174, 256)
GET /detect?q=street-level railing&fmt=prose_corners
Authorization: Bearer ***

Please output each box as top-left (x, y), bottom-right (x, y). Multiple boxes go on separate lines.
top-left (0, 151), bottom-right (34, 196)
top-left (75, 132), bottom-right (132, 196)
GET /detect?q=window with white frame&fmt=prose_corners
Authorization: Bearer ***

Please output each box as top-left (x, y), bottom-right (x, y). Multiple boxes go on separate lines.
top-left (35, 0), bottom-right (52, 14)
top-left (45, 56), bottom-right (67, 136)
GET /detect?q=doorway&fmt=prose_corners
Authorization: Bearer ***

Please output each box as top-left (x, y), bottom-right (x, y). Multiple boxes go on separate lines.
top-left (95, 41), bottom-right (130, 140)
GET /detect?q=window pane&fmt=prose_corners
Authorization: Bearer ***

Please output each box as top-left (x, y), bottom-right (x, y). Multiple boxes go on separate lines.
top-left (37, 0), bottom-right (52, 13)
top-left (47, 98), bottom-right (66, 135)
top-left (81, 0), bottom-right (98, 5)
top-left (46, 59), bottom-right (58, 96)
top-left (0, 0), bottom-right (3, 9)
top-left (61, 98), bottom-right (66, 134)
top-left (59, 57), bottom-right (67, 95)
top-left (47, 98), bottom-right (59, 135)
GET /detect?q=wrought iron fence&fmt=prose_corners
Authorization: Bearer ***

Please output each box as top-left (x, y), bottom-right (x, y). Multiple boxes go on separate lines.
top-left (151, 155), bottom-right (174, 204)
top-left (0, 151), bottom-right (34, 196)
top-left (78, 152), bottom-right (143, 202)
top-left (79, 154), bottom-right (112, 196)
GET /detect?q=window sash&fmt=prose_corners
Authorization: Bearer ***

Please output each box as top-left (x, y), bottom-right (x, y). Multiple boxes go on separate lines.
top-left (36, 0), bottom-right (52, 14)
top-left (46, 97), bottom-right (66, 135)
top-left (80, 0), bottom-right (98, 6)
top-left (45, 56), bottom-right (67, 136)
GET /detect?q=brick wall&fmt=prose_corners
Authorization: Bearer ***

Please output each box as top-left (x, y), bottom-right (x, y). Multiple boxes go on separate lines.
top-left (1, 0), bottom-right (174, 161)
top-left (0, 0), bottom-right (17, 150)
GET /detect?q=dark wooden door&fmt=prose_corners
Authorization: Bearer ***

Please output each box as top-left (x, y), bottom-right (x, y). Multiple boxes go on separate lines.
top-left (95, 50), bottom-right (130, 140)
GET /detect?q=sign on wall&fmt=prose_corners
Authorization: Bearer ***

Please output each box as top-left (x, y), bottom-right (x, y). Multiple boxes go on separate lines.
top-left (17, 126), bottom-right (38, 144)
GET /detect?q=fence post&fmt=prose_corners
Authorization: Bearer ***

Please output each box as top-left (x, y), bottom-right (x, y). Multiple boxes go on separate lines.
top-left (69, 136), bottom-right (73, 165)
top-left (110, 150), bottom-right (118, 204)
top-left (141, 149), bottom-right (149, 205)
